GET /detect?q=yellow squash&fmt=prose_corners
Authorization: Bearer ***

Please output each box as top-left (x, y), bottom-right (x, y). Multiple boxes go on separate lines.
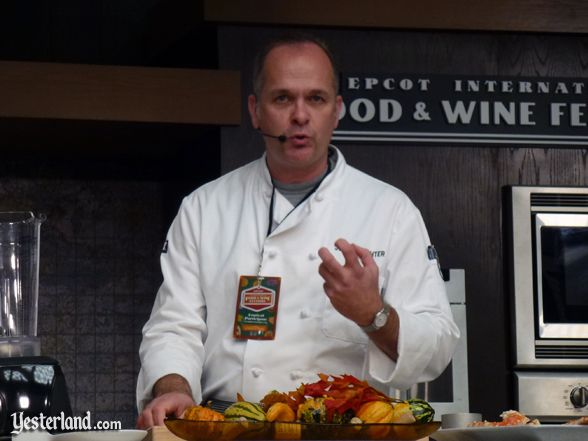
top-left (356, 401), bottom-right (394, 423)
top-left (266, 402), bottom-right (296, 422)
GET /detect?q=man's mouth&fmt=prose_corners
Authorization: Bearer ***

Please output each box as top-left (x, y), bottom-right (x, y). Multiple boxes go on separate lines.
top-left (290, 133), bottom-right (311, 145)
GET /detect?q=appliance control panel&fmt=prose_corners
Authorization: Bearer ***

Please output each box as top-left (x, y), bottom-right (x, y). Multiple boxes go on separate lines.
top-left (515, 371), bottom-right (588, 421)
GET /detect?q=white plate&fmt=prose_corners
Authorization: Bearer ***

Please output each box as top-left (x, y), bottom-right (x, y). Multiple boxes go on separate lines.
top-left (431, 425), bottom-right (588, 441)
top-left (53, 430), bottom-right (147, 441)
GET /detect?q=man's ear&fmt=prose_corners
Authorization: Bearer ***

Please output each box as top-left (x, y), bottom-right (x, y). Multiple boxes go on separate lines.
top-left (248, 94), bottom-right (259, 129)
top-left (333, 95), bottom-right (343, 129)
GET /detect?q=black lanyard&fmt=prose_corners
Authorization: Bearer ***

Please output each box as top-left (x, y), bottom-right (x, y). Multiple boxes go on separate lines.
top-left (266, 161), bottom-right (332, 237)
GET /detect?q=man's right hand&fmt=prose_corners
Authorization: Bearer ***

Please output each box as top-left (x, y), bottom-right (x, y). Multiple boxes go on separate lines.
top-left (136, 374), bottom-right (196, 429)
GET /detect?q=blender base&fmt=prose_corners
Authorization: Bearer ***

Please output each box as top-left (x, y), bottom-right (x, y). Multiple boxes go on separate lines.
top-left (0, 337), bottom-right (41, 357)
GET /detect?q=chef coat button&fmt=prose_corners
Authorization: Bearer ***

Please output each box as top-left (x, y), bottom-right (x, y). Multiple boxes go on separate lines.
top-left (315, 193), bottom-right (324, 202)
top-left (308, 253), bottom-right (317, 261)
top-left (290, 370), bottom-right (304, 381)
top-left (251, 367), bottom-right (263, 378)
top-left (299, 309), bottom-right (311, 319)
top-left (267, 250), bottom-right (277, 259)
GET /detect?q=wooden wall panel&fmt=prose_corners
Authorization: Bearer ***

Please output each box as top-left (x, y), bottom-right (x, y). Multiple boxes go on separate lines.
top-left (499, 147), bottom-right (588, 186)
top-left (496, 34), bottom-right (588, 77)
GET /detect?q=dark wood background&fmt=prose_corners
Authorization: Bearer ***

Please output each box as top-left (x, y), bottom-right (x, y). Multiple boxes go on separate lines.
top-left (218, 25), bottom-right (588, 419)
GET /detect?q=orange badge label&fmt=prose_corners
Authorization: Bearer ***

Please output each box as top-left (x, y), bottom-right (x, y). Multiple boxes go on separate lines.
top-left (234, 275), bottom-right (281, 340)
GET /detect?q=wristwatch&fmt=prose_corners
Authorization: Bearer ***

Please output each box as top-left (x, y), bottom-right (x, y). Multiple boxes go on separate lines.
top-left (360, 303), bottom-right (391, 333)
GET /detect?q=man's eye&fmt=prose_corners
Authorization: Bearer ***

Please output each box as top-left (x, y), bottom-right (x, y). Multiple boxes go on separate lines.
top-left (274, 95), bottom-right (289, 103)
top-left (309, 95), bottom-right (326, 103)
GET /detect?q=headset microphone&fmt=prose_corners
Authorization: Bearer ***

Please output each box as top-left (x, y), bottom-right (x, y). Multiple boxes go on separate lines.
top-left (257, 128), bottom-right (287, 143)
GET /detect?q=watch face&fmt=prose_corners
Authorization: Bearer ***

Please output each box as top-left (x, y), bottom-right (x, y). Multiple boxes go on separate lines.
top-left (374, 311), bottom-right (388, 328)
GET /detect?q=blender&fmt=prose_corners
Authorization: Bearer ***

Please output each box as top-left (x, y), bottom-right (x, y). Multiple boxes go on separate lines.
top-left (0, 212), bottom-right (72, 438)
top-left (0, 211), bottom-right (43, 357)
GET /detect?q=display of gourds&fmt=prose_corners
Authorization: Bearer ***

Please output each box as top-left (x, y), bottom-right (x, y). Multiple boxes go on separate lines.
top-left (182, 373), bottom-right (435, 425)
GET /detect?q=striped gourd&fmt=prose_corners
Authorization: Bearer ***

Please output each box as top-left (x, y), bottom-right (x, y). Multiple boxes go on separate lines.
top-left (224, 402), bottom-right (267, 422)
top-left (407, 398), bottom-right (435, 423)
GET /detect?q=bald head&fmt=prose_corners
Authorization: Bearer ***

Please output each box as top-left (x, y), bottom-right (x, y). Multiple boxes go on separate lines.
top-left (252, 35), bottom-right (339, 98)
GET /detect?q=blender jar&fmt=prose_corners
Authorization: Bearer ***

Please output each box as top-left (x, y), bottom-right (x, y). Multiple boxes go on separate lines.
top-left (0, 212), bottom-right (45, 357)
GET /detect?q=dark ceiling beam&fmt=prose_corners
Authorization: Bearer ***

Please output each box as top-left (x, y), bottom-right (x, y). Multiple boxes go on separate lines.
top-left (204, 0), bottom-right (588, 34)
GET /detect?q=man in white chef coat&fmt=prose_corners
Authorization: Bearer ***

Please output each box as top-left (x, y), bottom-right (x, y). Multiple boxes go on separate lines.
top-left (136, 34), bottom-right (459, 428)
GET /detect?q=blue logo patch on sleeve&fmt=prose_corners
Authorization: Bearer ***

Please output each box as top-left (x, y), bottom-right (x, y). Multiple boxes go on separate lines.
top-left (427, 245), bottom-right (443, 278)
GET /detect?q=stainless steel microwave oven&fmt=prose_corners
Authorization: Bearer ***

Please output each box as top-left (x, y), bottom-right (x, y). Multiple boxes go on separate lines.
top-left (505, 185), bottom-right (588, 368)
top-left (505, 186), bottom-right (588, 421)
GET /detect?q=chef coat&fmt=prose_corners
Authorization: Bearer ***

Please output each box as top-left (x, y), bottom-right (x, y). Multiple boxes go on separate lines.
top-left (137, 146), bottom-right (459, 410)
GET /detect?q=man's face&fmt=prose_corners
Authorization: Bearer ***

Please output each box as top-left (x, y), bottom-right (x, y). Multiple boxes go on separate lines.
top-left (248, 42), bottom-right (342, 183)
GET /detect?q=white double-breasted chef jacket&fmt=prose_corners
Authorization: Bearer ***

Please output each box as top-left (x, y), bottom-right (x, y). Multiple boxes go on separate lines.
top-left (137, 147), bottom-right (459, 410)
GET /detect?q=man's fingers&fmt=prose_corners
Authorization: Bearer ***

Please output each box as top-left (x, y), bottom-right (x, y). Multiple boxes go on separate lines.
top-left (137, 391), bottom-right (195, 429)
top-left (136, 414), bottom-right (147, 430)
top-left (317, 246), bottom-right (334, 263)
top-left (150, 407), bottom-right (163, 426)
top-left (137, 410), bottom-right (154, 429)
top-left (323, 282), bottom-right (334, 298)
top-left (175, 405), bottom-right (188, 418)
top-left (319, 262), bottom-right (340, 290)
top-left (353, 243), bottom-right (377, 269)
top-left (318, 246), bottom-right (344, 276)
top-left (335, 238), bottom-right (363, 271)
top-left (318, 261), bottom-right (331, 280)
top-left (319, 240), bottom-right (370, 281)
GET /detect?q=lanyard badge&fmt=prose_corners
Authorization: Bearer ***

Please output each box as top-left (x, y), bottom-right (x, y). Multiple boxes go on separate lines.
top-left (233, 275), bottom-right (281, 340)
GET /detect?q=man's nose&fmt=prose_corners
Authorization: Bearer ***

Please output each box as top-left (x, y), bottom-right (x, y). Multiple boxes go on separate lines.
top-left (291, 99), bottom-right (310, 125)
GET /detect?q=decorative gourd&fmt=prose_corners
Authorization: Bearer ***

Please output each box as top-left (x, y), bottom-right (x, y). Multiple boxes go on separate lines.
top-left (356, 401), bottom-right (394, 423)
top-left (297, 398), bottom-right (327, 423)
top-left (182, 405), bottom-right (225, 421)
top-left (266, 402), bottom-right (296, 422)
top-left (407, 398), bottom-right (435, 423)
top-left (390, 401), bottom-right (416, 424)
top-left (224, 401), bottom-right (267, 421)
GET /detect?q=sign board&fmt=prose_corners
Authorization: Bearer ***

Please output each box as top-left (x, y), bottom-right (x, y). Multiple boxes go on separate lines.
top-left (334, 74), bottom-right (588, 146)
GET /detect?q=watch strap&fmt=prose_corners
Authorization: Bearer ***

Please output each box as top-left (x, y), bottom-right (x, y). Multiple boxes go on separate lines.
top-left (360, 303), bottom-right (390, 333)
